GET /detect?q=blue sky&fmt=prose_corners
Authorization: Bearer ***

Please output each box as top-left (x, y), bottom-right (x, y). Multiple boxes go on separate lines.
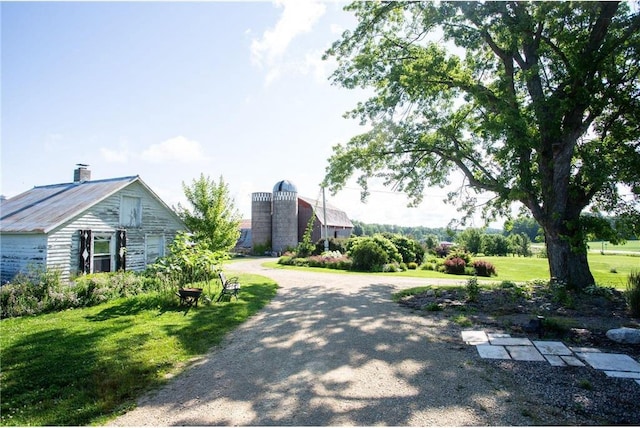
top-left (1, 0), bottom-right (495, 228)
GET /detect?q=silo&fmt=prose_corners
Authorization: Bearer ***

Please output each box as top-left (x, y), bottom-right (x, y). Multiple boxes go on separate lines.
top-left (251, 192), bottom-right (272, 252)
top-left (272, 180), bottom-right (298, 254)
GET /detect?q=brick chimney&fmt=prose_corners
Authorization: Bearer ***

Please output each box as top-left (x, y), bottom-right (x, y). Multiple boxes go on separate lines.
top-left (74, 164), bottom-right (91, 182)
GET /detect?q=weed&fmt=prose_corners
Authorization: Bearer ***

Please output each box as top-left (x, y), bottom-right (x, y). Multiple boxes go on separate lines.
top-left (423, 302), bottom-right (442, 311)
top-left (452, 314), bottom-right (473, 327)
top-left (625, 270), bottom-right (640, 317)
top-left (577, 378), bottom-right (593, 390)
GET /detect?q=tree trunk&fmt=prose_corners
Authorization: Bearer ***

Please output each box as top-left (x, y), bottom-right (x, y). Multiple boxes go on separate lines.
top-left (544, 227), bottom-right (595, 290)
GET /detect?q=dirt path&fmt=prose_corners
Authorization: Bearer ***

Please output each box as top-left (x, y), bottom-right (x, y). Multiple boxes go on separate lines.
top-left (110, 258), bottom-right (534, 426)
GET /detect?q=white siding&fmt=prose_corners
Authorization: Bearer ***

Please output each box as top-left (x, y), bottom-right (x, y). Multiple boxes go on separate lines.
top-left (46, 181), bottom-right (184, 282)
top-left (0, 234), bottom-right (48, 283)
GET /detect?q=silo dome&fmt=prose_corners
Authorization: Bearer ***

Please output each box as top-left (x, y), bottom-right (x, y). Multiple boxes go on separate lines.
top-left (273, 180), bottom-right (297, 193)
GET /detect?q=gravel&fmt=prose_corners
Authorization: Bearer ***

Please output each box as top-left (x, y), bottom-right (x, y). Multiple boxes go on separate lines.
top-left (109, 258), bottom-right (640, 426)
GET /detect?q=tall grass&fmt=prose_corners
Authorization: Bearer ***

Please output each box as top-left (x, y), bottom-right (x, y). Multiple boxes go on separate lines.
top-left (626, 270), bottom-right (640, 317)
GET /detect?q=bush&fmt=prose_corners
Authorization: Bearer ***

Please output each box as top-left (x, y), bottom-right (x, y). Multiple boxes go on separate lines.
top-left (434, 243), bottom-right (452, 258)
top-left (626, 270), bottom-right (640, 317)
top-left (472, 260), bottom-right (497, 277)
top-left (444, 257), bottom-right (466, 275)
top-left (466, 276), bottom-right (480, 302)
top-left (0, 268), bottom-right (159, 319)
top-left (407, 262), bottom-right (418, 270)
top-left (349, 239), bottom-right (389, 272)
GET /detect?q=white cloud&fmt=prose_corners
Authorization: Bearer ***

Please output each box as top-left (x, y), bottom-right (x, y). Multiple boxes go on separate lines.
top-left (140, 136), bottom-right (211, 164)
top-left (250, 0), bottom-right (326, 82)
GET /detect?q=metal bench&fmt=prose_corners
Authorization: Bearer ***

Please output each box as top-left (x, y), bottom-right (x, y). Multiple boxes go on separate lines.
top-left (217, 272), bottom-right (240, 302)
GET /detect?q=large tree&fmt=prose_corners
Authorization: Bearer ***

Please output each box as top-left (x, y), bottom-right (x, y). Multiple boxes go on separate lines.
top-left (323, 1), bottom-right (640, 289)
top-left (176, 174), bottom-right (241, 253)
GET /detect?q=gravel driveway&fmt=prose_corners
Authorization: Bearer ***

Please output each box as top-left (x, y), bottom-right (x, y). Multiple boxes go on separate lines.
top-left (110, 258), bottom-right (540, 426)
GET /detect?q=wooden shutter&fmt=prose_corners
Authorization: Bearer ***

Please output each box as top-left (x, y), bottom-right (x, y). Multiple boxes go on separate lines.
top-left (78, 229), bottom-right (92, 274)
top-left (115, 229), bottom-right (127, 271)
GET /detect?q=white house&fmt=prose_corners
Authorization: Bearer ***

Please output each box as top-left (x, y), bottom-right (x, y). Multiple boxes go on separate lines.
top-left (0, 166), bottom-right (186, 283)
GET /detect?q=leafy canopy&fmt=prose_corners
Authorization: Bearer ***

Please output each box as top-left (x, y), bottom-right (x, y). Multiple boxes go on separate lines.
top-left (322, 1), bottom-right (640, 236)
top-left (176, 174), bottom-right (241, 253)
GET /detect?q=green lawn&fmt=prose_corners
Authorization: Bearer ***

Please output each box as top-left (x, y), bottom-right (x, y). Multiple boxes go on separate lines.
top-left (263, 252), bottom-right (638, 289)
top-left (587, 239), bottom-right (640, 253)
top-left (0, 273), bottom-right (278, 426)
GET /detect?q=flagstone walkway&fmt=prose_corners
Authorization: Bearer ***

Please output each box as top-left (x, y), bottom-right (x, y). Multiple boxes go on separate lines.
top-left (462, 330), bottom-right (640, 386)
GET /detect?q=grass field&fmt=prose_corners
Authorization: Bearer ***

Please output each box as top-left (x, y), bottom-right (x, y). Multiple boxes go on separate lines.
top-left (263, 251), bottom-right (639, 289)
top-left (587, 239), bottom-right (640, 253)
top-left (0, 273), bottom-right (278, 426)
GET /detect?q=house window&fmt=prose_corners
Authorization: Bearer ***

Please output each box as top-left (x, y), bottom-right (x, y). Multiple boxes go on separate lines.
top-left (145, 234), bottom-right (165, 266)
top-left (93, 234), bottom-right (112, 273)
top-left (120, 196), bottom-right (142, 227)
top-left (78, 229), bottom-right (126, 275)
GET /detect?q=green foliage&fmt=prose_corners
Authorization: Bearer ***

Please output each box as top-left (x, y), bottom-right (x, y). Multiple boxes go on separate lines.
top-left (176, 174), bottom-right (241, 253)
top-left (323, 1), bottom-right (640, 288)
top-left (481, 234), bottom-right (509, 256)
top-left (0, 268), bottom-right (161, 319)
top-left (252, 241), bottom-right (271, 256)
top-left (348, 238), bottom-right (390, 272)
top-left (466, 276), bottom-right (480, 302)
top-left (507, 233), bottom-right (533, 257)
top-left (148, 231), bottom-right (226, 291)
top-left (296, 213), bottom-right (316, 258)
top-left (625, 270), bottom-right (640, 317)
top-left (504, 216), bottom-right (542, 242)
top-left (383, 232), bottom-right (425, 264)
top-left (456, 228), bottom-right (484, 254)
top-left (423, 302), bottom-right (442, 312)
top-left (313, 237), bottom-right (349, 255)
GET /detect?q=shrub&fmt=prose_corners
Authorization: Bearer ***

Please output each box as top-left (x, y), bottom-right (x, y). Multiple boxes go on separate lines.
top-left (434, 243), bottom-right (452, 258)
top-left (466, 276), bottom-right (480, 302)
top-left (0, 268), bottom-right (158, 319)
top-left (407, 262), bottom-right (418, 270)
top-left (348, 234), bottom-right (401, 272)
top-left (626, 270), bottom-right (640, 317)
top-left (447, 249), bottom-right (472, 264)
top-left (420, 262), bottom-right (436, 271)
top-left (444, 257), bottom-right (466, 275)
top-left (472, 260), bottom-right (497, 277)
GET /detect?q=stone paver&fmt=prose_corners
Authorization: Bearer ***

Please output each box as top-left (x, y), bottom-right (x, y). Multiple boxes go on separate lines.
top-left (507, 345), bottom-right (545, 361)
top-left (533, 341), bottom-right (572, 355)
top-left (476, 344), bottom-right (510, 359)
top-left (461, 330), bottom-right (488, 345)
top-left (462, 330), bottom-right (640, 387)
top-left (544, 355), bottom-right (567, 366)
top-left (578, 353), bottom-right (640, 372)
top-left (489, 337), bottom-right (533, 346)
top-left (561, 356), bottom-right (586, 367)
top-left (570, 346), bottom-right (601, 353)
top-left (604, 370), bottom-right (640, 379)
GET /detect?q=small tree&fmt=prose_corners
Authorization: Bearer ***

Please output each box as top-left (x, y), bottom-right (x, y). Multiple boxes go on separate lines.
top-left (297, 213), bottom-right (316, 258)
top-left (176, 174), bottom-right (241, 253)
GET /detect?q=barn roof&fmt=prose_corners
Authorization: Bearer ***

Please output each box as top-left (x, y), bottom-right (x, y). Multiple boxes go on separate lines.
top-left (0, 176), bottom-right (181, 234)
top-left (298, 195), bottom-right (354, 228)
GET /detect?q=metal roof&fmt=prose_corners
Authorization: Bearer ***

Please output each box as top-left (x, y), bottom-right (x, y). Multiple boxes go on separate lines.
top-left (298, 195), bottom-right (354, 228)
top-left (0, 176), bottom-right (141, 233)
